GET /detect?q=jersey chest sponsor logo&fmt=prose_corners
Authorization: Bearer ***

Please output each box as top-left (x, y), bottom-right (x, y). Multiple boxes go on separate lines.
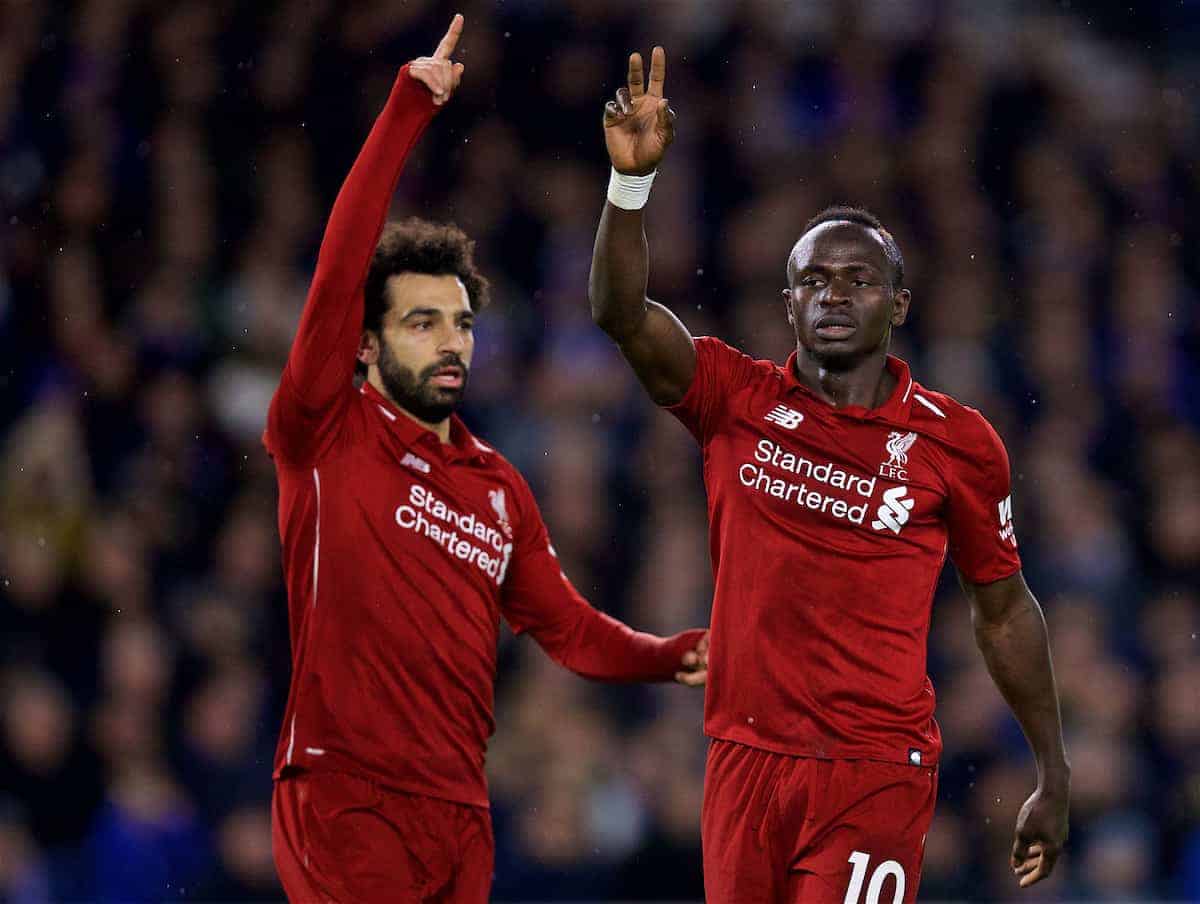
top-left (737, 435), bottom-right (925, 537)
top-left (394, 484), bottom-right (513, 584)
top-left (871, 485), bottom-right (915, 534)
top-left (739, 438), bottom-right (878, 526)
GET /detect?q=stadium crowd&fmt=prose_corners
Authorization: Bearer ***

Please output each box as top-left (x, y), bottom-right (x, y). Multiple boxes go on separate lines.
top-left (1, 0), bottom-right (1198, 900)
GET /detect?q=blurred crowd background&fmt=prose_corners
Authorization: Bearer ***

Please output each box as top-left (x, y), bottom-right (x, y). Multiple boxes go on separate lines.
top-left (2, 0), bottom-right (1198, 901)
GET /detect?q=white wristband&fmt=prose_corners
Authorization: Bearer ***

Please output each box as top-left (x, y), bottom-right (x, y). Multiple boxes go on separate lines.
top-left (607, 168), bottom-right (657, 210)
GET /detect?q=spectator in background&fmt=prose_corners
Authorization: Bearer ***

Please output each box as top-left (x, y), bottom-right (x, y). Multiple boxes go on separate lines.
top-left (2, 0), bottom-right (1198, 899)
top-left (0, 799), bottom-right (52, 904)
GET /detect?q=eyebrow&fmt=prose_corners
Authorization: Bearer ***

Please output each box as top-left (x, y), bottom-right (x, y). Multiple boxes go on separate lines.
top-left (399, 307), bottom-right (474, 321)
top-left (796, 262), bottom-right (881, 274)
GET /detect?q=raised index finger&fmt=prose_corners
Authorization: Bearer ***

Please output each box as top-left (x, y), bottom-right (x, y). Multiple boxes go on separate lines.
top-left (433, 13), bottom-right (464, 60)
top-left (647, 45), bottom-right (666, 97)
top-left (627, 52), bottom-right (645, 98)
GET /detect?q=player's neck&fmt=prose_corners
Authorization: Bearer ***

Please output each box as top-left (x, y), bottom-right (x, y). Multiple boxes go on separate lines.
top-left (368, 373), bottom-right (452, 443)
top-left (397, 405), bottom-right (452, 443)
top-left (792, 346), bottom-right (896, 410)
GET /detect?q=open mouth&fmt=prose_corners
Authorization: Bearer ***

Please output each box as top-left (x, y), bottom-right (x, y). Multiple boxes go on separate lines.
top-left (814, 315), bottom-right (856, 340)
top-left (429, 366), bottom-right (465, 389)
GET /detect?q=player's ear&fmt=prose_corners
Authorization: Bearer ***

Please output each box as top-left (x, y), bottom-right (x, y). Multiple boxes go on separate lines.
top-left (357, 330), bottom-right (381, 366)
top-left (891, 288), bottom-right (911, 327)
top-left (782, 288), bottom-right (795, 326)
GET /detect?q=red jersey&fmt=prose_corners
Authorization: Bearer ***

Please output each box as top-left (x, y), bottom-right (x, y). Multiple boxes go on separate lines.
top-left (669, 337), bottom-right (1021, 767)
top-left (264, 67), bottom-right (702, 809)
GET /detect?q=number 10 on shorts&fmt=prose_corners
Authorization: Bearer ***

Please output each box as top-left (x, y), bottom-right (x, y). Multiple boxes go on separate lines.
top-left (843, 850), bottom-right (906, 904)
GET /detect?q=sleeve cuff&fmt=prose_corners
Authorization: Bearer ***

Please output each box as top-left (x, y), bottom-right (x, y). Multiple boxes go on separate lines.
top-left (655, 628), bottom-right (708, 680)
top-left (394, 63), bottom-right (441, 116)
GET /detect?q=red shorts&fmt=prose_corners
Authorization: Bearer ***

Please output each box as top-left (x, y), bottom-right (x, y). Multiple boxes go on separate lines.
top-left (702, 739), bottom-right (937, 904)
top-left (271, 771), bottom-right (493, 903)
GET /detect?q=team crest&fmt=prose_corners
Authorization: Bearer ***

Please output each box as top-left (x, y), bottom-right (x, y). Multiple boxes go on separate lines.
top-left (880, 431), bottom-right (918, 480)
top-left (488, 488), bottom-right (511, 536)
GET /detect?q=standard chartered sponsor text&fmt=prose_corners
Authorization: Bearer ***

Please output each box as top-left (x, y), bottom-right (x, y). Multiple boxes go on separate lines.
top-left (396, 485), bottom-right (513, 584)
top-left (740, 438), bottom-right (878, 525)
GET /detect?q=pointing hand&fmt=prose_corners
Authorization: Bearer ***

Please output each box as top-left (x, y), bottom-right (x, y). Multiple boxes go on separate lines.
top-left (408, 14), bottom-right (466, 106)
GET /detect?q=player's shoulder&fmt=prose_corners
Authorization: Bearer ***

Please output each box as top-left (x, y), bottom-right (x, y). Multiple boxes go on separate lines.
top-left (462, 429), bottom-right (534, 492)
top-left (465, 433), bottom-right (549, 534)
top-left (467, 430), bottom-right (516, 475)
top-left (907, 381), bottom-right (1006, 456)
top-left (694, 335), bottom-right (782, 383)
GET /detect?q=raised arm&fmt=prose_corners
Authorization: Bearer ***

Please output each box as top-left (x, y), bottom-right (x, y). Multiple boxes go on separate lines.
top-left (589, 47), bottom-right (696, 406)
top-left (962, 570), bottom-right (1070, 889)
top-left (265, 16), bottom-right (465, 462)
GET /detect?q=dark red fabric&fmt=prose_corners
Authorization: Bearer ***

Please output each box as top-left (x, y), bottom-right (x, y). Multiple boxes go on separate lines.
top-left (702, 739), bottom-right (937, 904)
top-left (272, 771), bottom-right (493, 903)
top-left (264, 67), bottom-right (703, 809)
top-left (668, 337), bottom-right (1021, 767)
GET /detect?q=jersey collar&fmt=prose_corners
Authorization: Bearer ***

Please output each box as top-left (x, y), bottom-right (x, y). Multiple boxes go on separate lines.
top-left (360, 381), bottom-right (491, 464)
top-left (782, 351), bottom-right (915, 423)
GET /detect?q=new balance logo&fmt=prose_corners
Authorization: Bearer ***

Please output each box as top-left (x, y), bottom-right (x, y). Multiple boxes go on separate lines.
top-left (764, 405), bottom-right (804, 429)
top-left (400, 452), bottom-right (431, 474)
top-left (871, 485), bottom-right (915, 534)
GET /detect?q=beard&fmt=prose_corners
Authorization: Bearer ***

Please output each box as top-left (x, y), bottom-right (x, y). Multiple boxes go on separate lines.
top-left (377, 341), bottom-right (469, 425)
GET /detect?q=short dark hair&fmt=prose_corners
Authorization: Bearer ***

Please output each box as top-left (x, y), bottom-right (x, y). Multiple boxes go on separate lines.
top-left (363, 217), bottom-right (490, 339)
top-left (788, 205), bottom-right (905, 288)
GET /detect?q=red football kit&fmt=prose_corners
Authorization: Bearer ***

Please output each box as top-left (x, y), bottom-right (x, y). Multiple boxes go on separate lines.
top-left (264, 66), bottom-right (702, 903)
top-left (668, 337), bottom-right (1021, 903)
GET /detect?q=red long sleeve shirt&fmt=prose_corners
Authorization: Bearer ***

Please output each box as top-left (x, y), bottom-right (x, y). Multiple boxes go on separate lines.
top-left (669, 338), bottom-right (1022, 768)
top-left (264, 67), bottom-right (701, 808)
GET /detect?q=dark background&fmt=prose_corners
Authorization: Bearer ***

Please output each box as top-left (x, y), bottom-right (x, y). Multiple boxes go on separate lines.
top-left (1, 0), bottom-right (1198, 900)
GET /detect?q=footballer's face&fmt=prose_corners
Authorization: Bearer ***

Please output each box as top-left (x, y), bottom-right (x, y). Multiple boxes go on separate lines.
top-left (784, 222), bottom-right (910, 369)
top-left (360, 272), bottom-right (475, 424)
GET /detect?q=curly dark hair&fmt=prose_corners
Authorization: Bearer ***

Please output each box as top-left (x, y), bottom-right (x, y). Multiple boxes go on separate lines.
top-left (362, 217), bottom-right (491, 340)
top-left (787, 205), bottom-right (905, 288)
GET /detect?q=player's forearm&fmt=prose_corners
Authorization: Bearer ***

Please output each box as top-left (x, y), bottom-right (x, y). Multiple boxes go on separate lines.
top-left (589, 203), bottom-right (651, 341)
top-left (286, 66), bottom-right (437, 401)
top-left (552, 610), bottom-right (703, 683)
top-left (973, 591), bottom-right (1070, 785)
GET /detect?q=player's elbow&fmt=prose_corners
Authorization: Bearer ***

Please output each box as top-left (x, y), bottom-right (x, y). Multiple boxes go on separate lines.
top-left (588, 290), bottom-right (643, 342)
top-left (971, 591), bottom-right (1038, 648)
top-left (591, 307), bottom-right (627, 341)
top-left (645, 384), bottom-right (688, 408)
top-left (588, 283), bottom-right (618, 334)
top-left (587, 268), bottom-right (618, 325)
